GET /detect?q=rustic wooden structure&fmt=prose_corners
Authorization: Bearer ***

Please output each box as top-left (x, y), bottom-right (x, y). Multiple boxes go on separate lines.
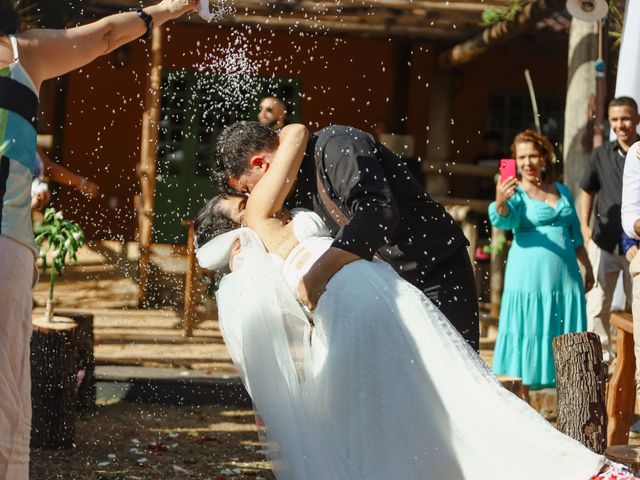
top-left (552, 332), bottom-right (607, 453)
top-left (607, 312), bottom-right (636, 446)
top-left (92, 0), bottom-right (515, 41)
top-left (136, 25), bottom-right (163, 304)
top-left (438, 0), bottom-right (565, 67)
top-left (605, 445), bottom-right (640, 475)
top-left (57, 311), bottom-right (96, 411)
top-left (31, 315), bottom-right (78, 449)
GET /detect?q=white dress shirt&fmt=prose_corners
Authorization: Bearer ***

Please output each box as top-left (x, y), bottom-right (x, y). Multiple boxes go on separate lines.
top-left (622, 141), bottom-right (640, 239)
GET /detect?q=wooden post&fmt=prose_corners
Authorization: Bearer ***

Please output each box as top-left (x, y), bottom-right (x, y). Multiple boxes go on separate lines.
top-left (553, 332), bottom-right (607, 454)
top-left (489, 226), bottom-right (506, 319)
top-left (607, 312), bottom-right (636, 446)
top-left (563, 19), bottom-right (598, 197)
top-left (30, 315), bottom-right (78, 449)
top-left (423, 67), bottom-right (453, 197)
top-left (57, 311), bottom-right (96, 412)
top-left (137, 26), bottom-right (163, 305)
top-left (181, 219), bottom-right (199, 337)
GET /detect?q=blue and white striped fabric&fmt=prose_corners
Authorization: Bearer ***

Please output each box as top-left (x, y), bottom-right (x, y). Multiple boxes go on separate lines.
top-left (0, 34), bottom-right (39, 254)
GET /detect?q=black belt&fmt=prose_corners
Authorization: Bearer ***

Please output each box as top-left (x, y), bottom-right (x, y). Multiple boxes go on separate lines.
top-left (0, 77), bottom-right (38, 129)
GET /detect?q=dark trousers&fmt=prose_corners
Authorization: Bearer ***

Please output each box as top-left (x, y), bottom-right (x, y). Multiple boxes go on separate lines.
top-left (416, 248), bottom-right (480, 352)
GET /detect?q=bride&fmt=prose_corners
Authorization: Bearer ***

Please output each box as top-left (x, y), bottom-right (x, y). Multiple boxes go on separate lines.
top-left (195, 123), bottom-right (626, 480)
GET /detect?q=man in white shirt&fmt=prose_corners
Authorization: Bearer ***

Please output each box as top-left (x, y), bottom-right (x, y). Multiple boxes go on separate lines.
top-left (621, 139), bottom-right (640, 436)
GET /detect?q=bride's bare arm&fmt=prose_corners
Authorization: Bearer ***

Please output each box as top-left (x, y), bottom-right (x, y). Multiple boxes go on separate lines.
top-left (245, 124), bottom-right (309, 225)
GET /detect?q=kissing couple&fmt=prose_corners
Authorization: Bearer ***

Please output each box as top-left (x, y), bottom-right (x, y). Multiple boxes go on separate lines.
top-left (195, 122), bottom-right (619, 479)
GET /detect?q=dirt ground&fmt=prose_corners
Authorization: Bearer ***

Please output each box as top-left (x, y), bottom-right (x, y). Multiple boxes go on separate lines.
top-left (30, 401), bottom-right (277, 480)
top-left (30, 243), bottom-right (278, 480)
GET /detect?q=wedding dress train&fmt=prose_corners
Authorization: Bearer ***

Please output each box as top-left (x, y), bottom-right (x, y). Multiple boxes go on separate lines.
top-left (202, 210), bottom-right (605, 480)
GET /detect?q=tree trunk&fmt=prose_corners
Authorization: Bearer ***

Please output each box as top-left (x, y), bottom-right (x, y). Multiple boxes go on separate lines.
top-left (57, 311), bottom-right (95, 412)
top-left (553, 332), bottom-right (608, 454)
top-left (562, 20), bottom-right (598, 197)
top-left (30, 315), bottom-right (78, 449)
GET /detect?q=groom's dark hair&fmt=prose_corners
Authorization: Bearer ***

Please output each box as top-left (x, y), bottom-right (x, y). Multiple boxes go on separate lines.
top-left (0, 0), bottom-right (20, 35)
top-left (194, 195), bottom-right (239, 249)
top-left (214, 121), bottom-right (279, 189)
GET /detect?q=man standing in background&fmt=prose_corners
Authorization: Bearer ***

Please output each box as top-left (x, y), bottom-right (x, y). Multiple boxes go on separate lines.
top-left (257, 96), bottom-right (287, 131)
top-left (579, 96), bottom-right (640, 362)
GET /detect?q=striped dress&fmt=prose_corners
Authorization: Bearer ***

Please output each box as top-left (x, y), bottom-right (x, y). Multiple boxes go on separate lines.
top-left (0, 34), bottom-right (39, 255)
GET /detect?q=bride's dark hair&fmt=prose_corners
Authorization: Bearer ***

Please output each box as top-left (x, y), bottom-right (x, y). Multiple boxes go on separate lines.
top-left (195, 195), bottom-right (239, 249)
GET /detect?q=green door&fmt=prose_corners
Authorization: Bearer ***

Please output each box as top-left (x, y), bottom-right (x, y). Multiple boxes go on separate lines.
top-left (154, 72), bottom-right (301, 244)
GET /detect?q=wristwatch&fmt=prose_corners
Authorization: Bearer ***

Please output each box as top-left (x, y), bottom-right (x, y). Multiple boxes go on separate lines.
top-left (131, 7), bottom-right (153, 40)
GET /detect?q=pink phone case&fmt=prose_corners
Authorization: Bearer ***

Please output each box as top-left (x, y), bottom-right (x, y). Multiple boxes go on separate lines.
top-left (499, 159), bottom-right (517, 183)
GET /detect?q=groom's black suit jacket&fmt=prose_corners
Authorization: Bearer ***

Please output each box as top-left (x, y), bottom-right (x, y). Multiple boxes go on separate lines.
top-left (286, 125), bottom-right (467, 283)
top-left (285, 125), bottom-right (479, 349)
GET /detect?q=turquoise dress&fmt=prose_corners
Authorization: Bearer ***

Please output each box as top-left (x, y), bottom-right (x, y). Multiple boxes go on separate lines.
top-left (488, 182), bottom-right (586, 390)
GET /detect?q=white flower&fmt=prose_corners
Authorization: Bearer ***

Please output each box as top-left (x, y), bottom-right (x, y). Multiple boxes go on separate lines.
top-left (55, 211), bottom-right (63, 220)
top-left (72, 232), bottom-right (82, 241)
top-left (51, 249), bottom-right (59, 258)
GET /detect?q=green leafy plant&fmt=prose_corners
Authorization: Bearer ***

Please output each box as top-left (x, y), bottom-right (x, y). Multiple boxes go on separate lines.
top-left (34, 208), bottom-right (85, 322)
top-left (483, 233), bottom-right (507, 256)
top-left (607, 0), bottom-right (624, 51)
top-left (481, 0), bottom-right (527, 26)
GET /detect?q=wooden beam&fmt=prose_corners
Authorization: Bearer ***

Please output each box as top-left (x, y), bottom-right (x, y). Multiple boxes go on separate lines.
top-left (89, 0), bottom-right (513, 39)
top-left (438, 0), bottom-right (566, 67)
top-left (214, 14), bottom-right (472, 39)
top-left (232, 0), bottom-right (509, 14)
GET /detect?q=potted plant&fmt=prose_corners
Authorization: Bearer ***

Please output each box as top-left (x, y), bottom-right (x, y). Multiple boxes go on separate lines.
top-left (34, 208), bottom-right (85, 322)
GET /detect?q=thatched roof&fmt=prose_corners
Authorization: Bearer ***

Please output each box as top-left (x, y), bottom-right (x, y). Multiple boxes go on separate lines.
top-left (90, 0), bottom-right (519, 40)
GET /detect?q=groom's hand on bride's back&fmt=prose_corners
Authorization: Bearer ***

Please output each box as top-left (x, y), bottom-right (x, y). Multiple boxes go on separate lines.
top-left (298, 247), bottom-right (360, 309)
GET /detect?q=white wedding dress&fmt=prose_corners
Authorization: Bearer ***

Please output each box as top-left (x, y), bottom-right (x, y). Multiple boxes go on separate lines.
top-left (207, 210), bottom-right (605, 480)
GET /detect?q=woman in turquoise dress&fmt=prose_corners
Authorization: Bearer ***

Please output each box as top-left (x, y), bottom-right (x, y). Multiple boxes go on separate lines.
top-left (488, 130), bottom-right (594, 390)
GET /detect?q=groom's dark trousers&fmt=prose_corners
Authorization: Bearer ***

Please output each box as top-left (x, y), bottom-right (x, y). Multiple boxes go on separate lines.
top-left (286, 125), bottom-right (480, 352)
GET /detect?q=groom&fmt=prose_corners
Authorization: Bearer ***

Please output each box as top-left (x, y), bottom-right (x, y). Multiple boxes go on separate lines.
top-left (214, 122), bottom-right (479, 351)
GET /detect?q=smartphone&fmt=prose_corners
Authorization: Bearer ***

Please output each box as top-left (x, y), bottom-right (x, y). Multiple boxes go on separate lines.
top-left (499, 158), bottom-right (517, 183)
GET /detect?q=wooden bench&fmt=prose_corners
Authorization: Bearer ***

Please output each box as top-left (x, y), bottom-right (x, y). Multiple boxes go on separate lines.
top-left (607, 311), bottom-right (636, 446)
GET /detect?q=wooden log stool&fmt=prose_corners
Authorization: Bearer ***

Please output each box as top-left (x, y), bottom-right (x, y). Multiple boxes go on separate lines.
top-left (606, 312), bottom-right (635, 446)
top-left (57, 311), bottom-right (96, 412)
top-left (31, 315), bottom-right (78, 449)
top-left (553, 332), bottom-right (607, 454)
top-left (605, 445), bottom-right (640, 475)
